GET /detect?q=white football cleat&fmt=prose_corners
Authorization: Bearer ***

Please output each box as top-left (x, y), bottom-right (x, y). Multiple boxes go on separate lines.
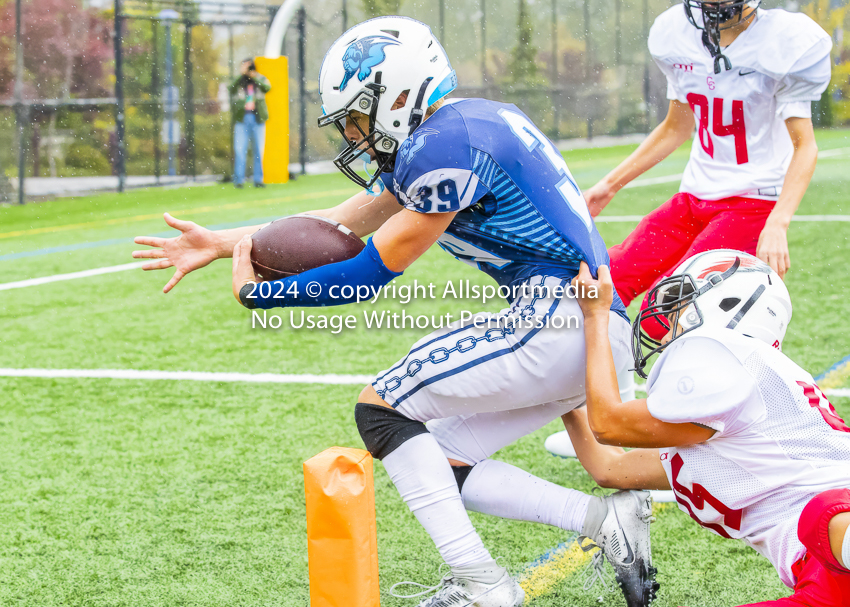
top-left (583, 490), bottom-right (659, 607)
top-left (544, 430), bottom-right (577, 458)
top-left (391, 568), bottom-right (524, 607)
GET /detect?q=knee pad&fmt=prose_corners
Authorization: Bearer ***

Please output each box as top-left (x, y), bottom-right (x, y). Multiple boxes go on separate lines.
top-left (452, 464), bottom-right (475, 493)
top-left (354, 402), bottom-right (429, 460)
top-left (798, 488), bottom-right (850, 575)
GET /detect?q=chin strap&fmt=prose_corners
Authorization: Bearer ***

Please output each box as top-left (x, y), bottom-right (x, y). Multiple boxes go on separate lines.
top-left (726, 284), bottom-right (765, 330)
top-left (408, 77), bottom-right (434, 136)
top-left (702, 30), bottom-right (732, 74)
top-left (695, 256), bottom-right (742, 297)
top-left (700, 4), bottom-right (759, 74)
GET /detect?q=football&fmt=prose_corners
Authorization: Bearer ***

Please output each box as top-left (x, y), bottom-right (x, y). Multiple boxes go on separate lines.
top-left (250, 214), bottom-right (365, 281)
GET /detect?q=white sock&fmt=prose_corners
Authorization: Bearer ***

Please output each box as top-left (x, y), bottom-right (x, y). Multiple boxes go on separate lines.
top-left (842, 524), bottom-right (850, 570)
top-left (461, 459), bottom-right (591, 533)
top-left (382, 434), bottom-right (492, 568)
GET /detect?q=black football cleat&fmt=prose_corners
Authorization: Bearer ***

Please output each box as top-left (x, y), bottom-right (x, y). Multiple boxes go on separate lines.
top-left (582, 490), bottom-right (659, 607)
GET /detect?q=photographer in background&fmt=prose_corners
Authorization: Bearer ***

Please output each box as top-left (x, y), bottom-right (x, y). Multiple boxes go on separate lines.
top-left (229, 59), bottom-right (271, 188)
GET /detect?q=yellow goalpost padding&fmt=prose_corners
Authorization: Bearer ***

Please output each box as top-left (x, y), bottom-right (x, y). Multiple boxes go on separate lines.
top-left (255, 56), bottom-right (290, 184)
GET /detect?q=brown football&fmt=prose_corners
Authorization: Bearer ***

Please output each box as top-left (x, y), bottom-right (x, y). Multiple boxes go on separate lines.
top-left (250, 215), bottom-right (365, 281)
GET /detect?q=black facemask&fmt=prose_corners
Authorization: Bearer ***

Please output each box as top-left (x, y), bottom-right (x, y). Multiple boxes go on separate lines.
top-left (683, 1), bottom-right (760, 74)
top-left (632, 258), bottom-right (741, 378)
top-left (317, 82), bottom-right (399, 191)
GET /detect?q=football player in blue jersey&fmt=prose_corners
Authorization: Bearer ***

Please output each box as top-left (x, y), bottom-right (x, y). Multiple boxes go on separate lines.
top-left (134, 17), bottom-right (656, 607)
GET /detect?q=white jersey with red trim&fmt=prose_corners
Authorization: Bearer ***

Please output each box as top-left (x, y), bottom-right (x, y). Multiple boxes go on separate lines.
top-left (649, 6), bottom-right (832, 200)
top-left (647, 329), bottom-right (850, 588)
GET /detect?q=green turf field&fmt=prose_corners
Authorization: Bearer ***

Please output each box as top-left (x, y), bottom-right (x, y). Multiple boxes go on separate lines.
top-left (1, 131), bottom-right (849, 606)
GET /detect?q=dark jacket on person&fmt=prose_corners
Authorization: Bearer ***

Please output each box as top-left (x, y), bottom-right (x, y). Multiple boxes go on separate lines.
top-left (229, 73), bottom-right (271, 123)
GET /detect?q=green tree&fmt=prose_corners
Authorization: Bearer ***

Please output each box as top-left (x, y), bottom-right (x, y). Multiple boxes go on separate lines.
top-left (361, 0), bottom-right (402, 18)
top-left (507, 0), bottom-right (545, 85)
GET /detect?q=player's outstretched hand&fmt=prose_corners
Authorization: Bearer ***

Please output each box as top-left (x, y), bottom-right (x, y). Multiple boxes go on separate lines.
top-left (232, 235), bottom-right (257, 305)
top-left (572, 261), bottom-right (614, 318)
top-left (133, 213), bottom-right (221, 293)
top-left (583, 181), bottom-right (616, 218)
top-left (756, 223), bottom-right (790, 279)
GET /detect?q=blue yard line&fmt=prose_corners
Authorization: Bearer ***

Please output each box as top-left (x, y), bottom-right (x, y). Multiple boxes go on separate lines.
top-left (516, 533), bottom-right (596, 602)
top-left (815, 353), bottom-right (850, 390)
top-left (0, 216), bottom-right (282, 262)
top-left (0, 238), bottom-right (133, 261)
top-left (815, 353), bottom-right (850, 381)
top-left (523, 536), bottom-right (578, 569)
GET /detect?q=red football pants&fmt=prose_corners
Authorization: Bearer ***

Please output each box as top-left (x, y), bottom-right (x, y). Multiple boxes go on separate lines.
top-left (608, 193), bottom-right (775, 337)
top-left (739, 489), bottom-right (850, 607)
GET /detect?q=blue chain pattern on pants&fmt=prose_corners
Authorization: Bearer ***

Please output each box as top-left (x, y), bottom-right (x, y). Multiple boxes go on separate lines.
top-left (376, 277), bottom-right (550, 399)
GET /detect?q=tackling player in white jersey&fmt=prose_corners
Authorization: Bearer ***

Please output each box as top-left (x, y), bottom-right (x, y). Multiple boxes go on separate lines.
top-left (563, 250), bottom-right (850, 606)
top-left (547, 0), bottom-right (833, 457)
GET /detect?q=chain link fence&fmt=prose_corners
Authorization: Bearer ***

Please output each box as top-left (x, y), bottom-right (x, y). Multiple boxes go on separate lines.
top-left (1, 0), bottom-right (846, 201)
top-left (284, 0), bottom-right (848, 167)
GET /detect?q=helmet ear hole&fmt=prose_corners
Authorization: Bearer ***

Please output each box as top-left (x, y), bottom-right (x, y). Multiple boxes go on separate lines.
top-left (392, 90), bottom-right (410, 111)
top-left (719, 297), bottom-right (741, 312)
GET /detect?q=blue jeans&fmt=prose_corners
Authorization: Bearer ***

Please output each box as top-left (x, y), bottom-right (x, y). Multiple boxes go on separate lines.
top-left (234, 113), bottom-right (264, 185)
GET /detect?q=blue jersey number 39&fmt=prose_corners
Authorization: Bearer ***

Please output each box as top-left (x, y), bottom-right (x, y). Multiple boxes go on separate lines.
top-left (498, 109), bottom-right (592, 231)
top-left (417, 179), bottom-right (460, 213)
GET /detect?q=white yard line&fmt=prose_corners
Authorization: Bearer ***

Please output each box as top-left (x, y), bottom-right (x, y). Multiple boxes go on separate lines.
top-left (0, 368), bottom-right (374, 385)
top-left (1, 370), bottom-right (846, 397)
top-left (1, 203), bottom-right (850, 292)
top-left (593, 215), bottom-right (647, 223)
top-left (596, 214), bottom-right (850, 223)
top-left (622, 174), bottom-right (683, 188)
top-left (0, 261), bottom-right (146, 291)
top-left (792, 215), bottom-right (850, 222)
top-left (817, 147), bottom-right (850, 158)
top-left (614, 147), bottom-right (850, 192)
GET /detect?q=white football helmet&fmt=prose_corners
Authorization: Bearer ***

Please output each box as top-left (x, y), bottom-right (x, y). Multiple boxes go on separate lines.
top-left (633, 249), bottom-right (792, 377)
top-left (317, 16), bottom-right (457, 189)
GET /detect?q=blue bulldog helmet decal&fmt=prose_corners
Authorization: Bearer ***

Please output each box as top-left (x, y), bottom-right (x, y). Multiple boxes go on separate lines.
top-left (339, 35), bottom-right (401, 91)
top-left (398, 128), bottom-right (438, 165)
